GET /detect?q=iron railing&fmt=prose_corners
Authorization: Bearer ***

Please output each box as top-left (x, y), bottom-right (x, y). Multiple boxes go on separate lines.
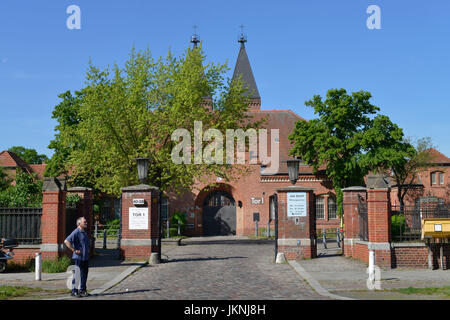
top-left (0, 207), bottom-right (42, 244)
top-left (392, 203), bottom-right (449, 242)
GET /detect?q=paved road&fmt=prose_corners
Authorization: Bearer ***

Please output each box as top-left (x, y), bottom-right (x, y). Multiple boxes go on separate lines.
top-left (88, 236), bottom-right (326, 300)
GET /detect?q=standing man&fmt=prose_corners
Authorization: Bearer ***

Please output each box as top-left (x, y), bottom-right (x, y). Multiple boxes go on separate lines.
top-left (64, 216), bottom-right (90, 297)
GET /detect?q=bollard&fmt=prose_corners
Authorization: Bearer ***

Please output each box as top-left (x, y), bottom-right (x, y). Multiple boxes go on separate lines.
top-left (167, 220), bottom-right (170, 238)
top-left (427, 239), bottom-right (433, 270)
top-left (322, 228), bottom-right (327, 249)
top-left (35, 252), bottom-right (42, 281)
top-left (255, 221), bottom-right (258, 237)
top-left (368, 250), bottom-right (375, 284)
top-left (267, 221), bottom-right (270, 238)
top-left (336, 227), bottom-right (341, 248)
top-left (103, 229), bottom-right (107, 249)
top-left (94, 221), bottom-right (98, 239)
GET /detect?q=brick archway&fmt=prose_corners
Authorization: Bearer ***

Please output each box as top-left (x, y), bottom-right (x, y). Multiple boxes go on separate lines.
top-left (195, 184), bottom-right (236, 236)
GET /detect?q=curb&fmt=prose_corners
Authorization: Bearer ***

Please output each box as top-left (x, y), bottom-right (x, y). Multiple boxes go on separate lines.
top-left (288, 260), bottom-right (354, 300)
top-left (90, 262), bottom-right (147, 295)
top-left (48, 262), bottom-right (147, 300)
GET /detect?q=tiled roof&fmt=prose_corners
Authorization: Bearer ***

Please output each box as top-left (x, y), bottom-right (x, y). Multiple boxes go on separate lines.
top-left (424, 148), bottom-right (450, 164)
top-left (0, 150), bottom-right (46, 177)
top-left (247, 110), bottom-right (326, 175)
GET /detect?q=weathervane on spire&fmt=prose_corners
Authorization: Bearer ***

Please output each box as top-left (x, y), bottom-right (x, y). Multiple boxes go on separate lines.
top-left (238, 24), bottom-right (247, 48)
top-left (191, 24), bottom-right (200, 48)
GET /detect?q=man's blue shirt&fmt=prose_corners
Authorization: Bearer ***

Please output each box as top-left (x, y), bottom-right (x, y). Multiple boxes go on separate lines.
top-left (65, 228), bottom-right (90, 261)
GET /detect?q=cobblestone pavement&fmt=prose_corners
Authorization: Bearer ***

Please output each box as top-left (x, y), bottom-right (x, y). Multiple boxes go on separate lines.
top-left (87, 236), bottom-right (327, 300)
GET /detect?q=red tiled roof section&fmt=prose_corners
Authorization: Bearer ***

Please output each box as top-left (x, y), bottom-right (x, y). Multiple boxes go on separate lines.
top-left (424, 148), bottom-right (450, 164)
top-left (0, 150), bottom-right (47, 177)
top-left (29, 164), bottom-right (47, 179)
top-left (246, 110), bottom-right (326, 174)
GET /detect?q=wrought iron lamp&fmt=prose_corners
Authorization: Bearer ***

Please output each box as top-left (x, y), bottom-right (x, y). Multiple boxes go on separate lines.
top-left (134, 157), bottom-right (150, 184)
top-left (286, 158), bottom-right (301, 185)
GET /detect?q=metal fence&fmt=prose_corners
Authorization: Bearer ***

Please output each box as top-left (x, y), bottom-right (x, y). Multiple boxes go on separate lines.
top-left (358, 196), bottom-right (369, 241)
top-left (0, 207), bottom-right (42, 244)
top-left (392, 203), bottom-right (450, 242)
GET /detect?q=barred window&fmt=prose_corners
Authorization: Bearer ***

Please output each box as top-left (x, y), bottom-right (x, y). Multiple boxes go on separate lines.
top-left (328, 197), bottom-right (337, 219)
top-left (316, 197), bottom-right (325, 219)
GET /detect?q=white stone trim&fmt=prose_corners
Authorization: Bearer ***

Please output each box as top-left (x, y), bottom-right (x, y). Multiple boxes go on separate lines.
top-left (40, 243), bottom-right (65, 252)
top-left (354, 240), bottom-right (391, 250)
top-left (120, 238), bottom-right (159, 246)
top-left (392, 242), bottom-right (426, 248)
top-left (277, 238), bottom-right (312, 246)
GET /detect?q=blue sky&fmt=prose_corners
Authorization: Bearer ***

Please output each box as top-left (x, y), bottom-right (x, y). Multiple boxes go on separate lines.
top-left (0, 0), bottom-right (449, 158)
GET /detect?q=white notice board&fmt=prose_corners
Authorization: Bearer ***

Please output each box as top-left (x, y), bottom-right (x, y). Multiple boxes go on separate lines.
top-left (287, 192), bottom-right (307, 217)
top-left (129, 207), bottom-right (149, 230)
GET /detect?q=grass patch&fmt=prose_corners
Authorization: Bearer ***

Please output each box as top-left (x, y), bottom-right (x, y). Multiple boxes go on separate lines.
top-left (0, 286), bottom-right (43, 299)
top-left (390, 286), bottom-right (450, 296)
top-left (6, 256), bottom-right (71, 273)
top-left (42, 256), bottom-right (71, 273)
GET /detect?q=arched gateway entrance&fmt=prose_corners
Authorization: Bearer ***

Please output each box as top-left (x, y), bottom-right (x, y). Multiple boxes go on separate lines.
top-left (202, 191), bottom-right (236, 236)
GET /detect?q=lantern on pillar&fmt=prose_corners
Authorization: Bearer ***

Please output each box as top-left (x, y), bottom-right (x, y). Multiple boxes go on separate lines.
top-left (286, 158), bottom-right (301, 185)
top-left (134, 157), bottom-right (150, 184)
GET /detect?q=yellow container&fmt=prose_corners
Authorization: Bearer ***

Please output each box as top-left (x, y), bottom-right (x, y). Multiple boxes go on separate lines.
top-left (421, 218), bottom-right (450, 239)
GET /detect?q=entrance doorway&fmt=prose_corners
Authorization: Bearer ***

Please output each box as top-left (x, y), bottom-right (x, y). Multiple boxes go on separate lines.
top-left (202, 191), bottom-right (236, 236)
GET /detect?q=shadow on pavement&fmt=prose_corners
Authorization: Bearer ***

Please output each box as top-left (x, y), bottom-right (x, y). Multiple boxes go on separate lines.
top-left (165, 256), bottom-right (248, 263)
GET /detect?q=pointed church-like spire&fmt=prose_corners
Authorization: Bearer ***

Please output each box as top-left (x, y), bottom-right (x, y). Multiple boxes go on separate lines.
top-left (232, 26), bottom-right (261, 110)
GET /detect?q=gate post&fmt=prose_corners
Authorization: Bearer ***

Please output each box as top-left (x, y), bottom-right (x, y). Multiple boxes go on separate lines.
top-left (41, 177), bottom-right (66, 260)
top-left (67, 187), bottom-right (94, 257)
top-left (366, 174), bottom-right (392, 268)
top-left (275, 186), bottom-right (316, 260)
top-left (342, 187), bottom-right (367, 258)
top-left (120, 184), bottom-right (160, 262)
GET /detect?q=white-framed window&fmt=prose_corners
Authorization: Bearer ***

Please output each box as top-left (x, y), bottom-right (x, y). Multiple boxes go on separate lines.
top-left (316, 197), bottom-right (325, 219)
top-left (439, 172), bottom-right (444, 185)
top-left (328, 197), bottom-right (337, 219)
top-left (431, 172), bottom-right (437, 185)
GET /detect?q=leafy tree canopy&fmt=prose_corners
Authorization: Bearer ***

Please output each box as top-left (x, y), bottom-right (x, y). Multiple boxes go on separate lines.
top-left (0, 169), bottom-right (42, 207)
top-left (47, 46), bottom-right (260, 196)
top-left (289, 88), bottom-right (414, 215)
top-left (8, 146), bottom-right (49, 165)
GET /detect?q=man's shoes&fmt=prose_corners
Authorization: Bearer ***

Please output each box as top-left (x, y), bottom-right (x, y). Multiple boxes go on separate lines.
top-left (78, 290), bottom-right (91, 297)
top-left (70, 290), bottom-right (79, 297)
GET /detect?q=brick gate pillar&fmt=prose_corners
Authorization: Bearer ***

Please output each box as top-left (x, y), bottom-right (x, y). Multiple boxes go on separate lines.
top-left (41, 177), bottom-right (66, 260)
top-left (342, 186), bottom-right (367, 257)
top-left (276, 186), bottom-right (316, 260)
top-left (67, 187), bottom-right (94, 257)
top-left (120, 184), bottom-right (160, 262)
top-left (366, 174), bottom-right (392, 268)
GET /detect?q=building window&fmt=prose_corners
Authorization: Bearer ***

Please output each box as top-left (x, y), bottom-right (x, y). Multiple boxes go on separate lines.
top-left (316, 197), bottom-right (325, 219)
top-left (431, 172), bottom-right (444, 185)
top-left (328, 197), bottom-right (337, 219)
top-left (431, 172), bottom-right (436, 185)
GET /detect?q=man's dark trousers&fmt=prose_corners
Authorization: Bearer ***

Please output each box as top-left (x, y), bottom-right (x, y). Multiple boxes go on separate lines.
top-left (72, 259), bottom-right (89, 291)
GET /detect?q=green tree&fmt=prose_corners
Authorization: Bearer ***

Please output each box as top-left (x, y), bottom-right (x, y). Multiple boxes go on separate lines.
top-left (289, 88), bottom-right (412, 217)
top-left (389, 137), bottom-right (435, 211)
top-left (0, 169), bottom-right (42, 207)
top-left (51, 46), bottom-right (260, 196)
top-left (0, 167), bottom-right (12, 191)
top-left (44, 90), bottom-right (84, 178)
top-left (8, 146), bottom-right (49, 164)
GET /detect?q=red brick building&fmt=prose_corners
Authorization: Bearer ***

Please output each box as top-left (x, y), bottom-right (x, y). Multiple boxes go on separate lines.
top-left (0, 150), bottom-right (46, 185)
top-left (390, 148), bottom-right (450, 209)
top-left (166, 36), bottom-right (339, 236)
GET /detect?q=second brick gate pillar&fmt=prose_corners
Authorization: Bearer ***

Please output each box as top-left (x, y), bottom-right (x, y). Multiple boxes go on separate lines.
top-left (120, 184), bottom-right (160, 262)
top-left (276, 186), bottom-right (316, 260)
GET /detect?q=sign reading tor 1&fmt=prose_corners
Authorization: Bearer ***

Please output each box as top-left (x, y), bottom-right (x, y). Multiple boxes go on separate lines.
top-left (287, 192), bottom-right (307, 217)
top-left (129, 207), bottom-right (148, 230)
